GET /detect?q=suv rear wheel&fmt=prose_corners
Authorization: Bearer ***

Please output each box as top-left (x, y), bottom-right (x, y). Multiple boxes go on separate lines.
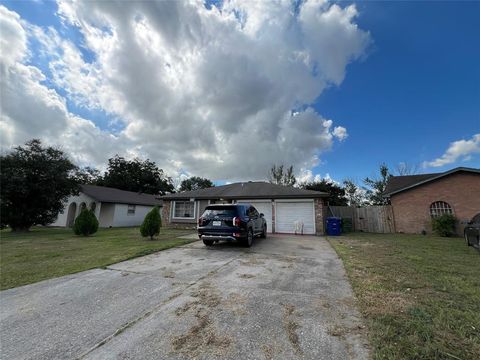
top-left (203, 239), bottom-right (214, 246)
top-left (244, 228), bottom-right (253, 247)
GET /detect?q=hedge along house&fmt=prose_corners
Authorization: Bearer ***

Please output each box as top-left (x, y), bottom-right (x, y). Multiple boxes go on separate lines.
top-left (160, 182), bottom-right (328, 235)
top-left (383, 167), bottom-right (480, 235)
top-left (52, 185), bottom-right (162, 228)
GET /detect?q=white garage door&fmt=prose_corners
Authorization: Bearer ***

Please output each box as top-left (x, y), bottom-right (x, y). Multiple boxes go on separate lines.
top-left (236, 200), bottom-right (272, 233)
top-left (275, 201), bottom-right (315, 235)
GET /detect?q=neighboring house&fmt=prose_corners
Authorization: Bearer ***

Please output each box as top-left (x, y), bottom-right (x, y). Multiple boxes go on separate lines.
top-left (160, 182), bottom-right (328, 235)
top-left (52, 185), bottom-right (162, 228)
top-left (384, 167), bottom-right (480, 234)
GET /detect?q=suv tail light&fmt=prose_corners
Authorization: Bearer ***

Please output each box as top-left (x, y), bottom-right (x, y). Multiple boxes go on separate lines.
top-left (198, 217), bottom-right (203, 226)
top-left (233, 217), bottom-right (241, 227)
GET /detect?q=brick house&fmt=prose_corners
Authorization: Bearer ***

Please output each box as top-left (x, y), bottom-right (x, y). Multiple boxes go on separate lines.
top-left (160, 182), bottom-right (328, 235)
top-left (384, 167), bottom-right (480, 234)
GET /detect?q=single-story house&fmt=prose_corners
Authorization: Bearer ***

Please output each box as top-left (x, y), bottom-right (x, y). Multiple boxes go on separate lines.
top-left (384, 167), bottom-right (480, 234)
top-left (52, 185), bottom-right (162, 228)
top-left (160, 182), bottom-right (328, 235)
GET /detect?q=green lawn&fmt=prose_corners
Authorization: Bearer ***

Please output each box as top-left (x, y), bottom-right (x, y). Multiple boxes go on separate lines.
top-left (0, 227), bottom-right (195, 290)
top-left (329, 233), bottom-right (480, 360)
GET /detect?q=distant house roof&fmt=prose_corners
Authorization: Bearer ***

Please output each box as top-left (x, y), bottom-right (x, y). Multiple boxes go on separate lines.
top-left (384, 167), bottom-right (480, 197)
top-left (81, 185), bottom-right (162, 206)
top-left (161, 181), bottom-right (328, 200)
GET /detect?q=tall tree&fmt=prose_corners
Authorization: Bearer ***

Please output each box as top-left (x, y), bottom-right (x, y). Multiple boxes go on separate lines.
top-left (269, 164), bottom-right (296, 186)
top-left (343, 179), bottom-right (365, 207)
top-left (363, 163), bottom-right (392, 205)
top-left (395, 162), bottom-right (420, 176)
top-left (0, 139), bottom-right (79, 231)
top-left (73, 166), bottom-right (102, 185)
top-left (179, 176), bottom-right (214, 192)
top-left (101, 155), bottom-right (174, 195)
top-left (301, 179), bottom-right (348, 206)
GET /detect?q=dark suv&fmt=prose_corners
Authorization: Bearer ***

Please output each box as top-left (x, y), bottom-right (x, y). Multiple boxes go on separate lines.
top-left (197, 204), bottom-right (267, 247)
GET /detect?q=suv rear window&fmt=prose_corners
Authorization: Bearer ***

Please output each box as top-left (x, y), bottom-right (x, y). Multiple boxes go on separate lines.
top-left (202, 206), bottom-right (238, 218)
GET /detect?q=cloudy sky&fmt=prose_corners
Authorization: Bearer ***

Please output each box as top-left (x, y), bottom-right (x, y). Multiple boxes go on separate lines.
top-left (0, 0), bottom-right (479, 184)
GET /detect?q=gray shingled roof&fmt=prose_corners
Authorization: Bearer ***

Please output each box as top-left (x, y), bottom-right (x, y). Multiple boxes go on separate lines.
top-left (81, 185), bottom-right (162, 206)
top-left (161, 181), bottom-right (328, 200)
top-left (384, 167), bottom-right (480, 197)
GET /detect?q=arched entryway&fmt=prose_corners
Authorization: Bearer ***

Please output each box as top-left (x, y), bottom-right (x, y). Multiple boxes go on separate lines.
top-left (66, 202), bottom-right (77, 227)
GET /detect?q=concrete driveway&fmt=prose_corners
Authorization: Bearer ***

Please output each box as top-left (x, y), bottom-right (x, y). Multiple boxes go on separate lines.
top-left (0, 235), bottom-right (369, 359)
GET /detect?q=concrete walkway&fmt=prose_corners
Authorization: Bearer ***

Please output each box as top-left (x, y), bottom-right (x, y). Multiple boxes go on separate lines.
top-left (0, 235), bottom-right (369, 359)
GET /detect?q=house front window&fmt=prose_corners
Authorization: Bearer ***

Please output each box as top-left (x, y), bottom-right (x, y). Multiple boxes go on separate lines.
top-left (429, 201), bottom-right (453, 217)
top-left (127, 204), bottom-right (136, 215)
top-left (173, 201), bottom-right (195, 219)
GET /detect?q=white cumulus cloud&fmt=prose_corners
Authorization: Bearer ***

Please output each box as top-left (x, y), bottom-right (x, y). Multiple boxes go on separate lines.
top-left (333, 126), bottom-right (348, 141)
top-left (1, 1), bottom-right (370, 181)
top-left (423, 134), bottom-right (480, 168)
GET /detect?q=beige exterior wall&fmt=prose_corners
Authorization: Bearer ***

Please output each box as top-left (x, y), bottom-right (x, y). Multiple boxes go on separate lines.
top-left (198, 200), bottom-right (209, 218)
top-left (391, 172), bottom-right (480, 234)
top-left (112, 204), bottom-right (155, 227)
top-left (98, 203), bottom-right (115, 227)
top-left (51, 192), bottom-right (99, 227)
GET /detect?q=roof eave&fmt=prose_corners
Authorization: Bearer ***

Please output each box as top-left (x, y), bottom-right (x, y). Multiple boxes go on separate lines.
top-left (384, 167), bottom-right (479, 197)
top-left (100, 200), bottom-right (163, 206)
top-left (161, 194), bottom-right (328, 200)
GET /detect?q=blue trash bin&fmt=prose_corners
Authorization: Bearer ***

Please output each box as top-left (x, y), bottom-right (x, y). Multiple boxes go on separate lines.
top-left (326, 217), bottom-right (342, 236)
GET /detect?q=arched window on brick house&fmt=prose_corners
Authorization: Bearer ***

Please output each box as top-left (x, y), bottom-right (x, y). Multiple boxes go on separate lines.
top-left (429, 201), bottom-right (453, 218)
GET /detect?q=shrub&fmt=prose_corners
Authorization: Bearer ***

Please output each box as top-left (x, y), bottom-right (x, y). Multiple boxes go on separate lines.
top-left (431, 214), bottom-right (456, 237)
top-left (140, 206), bottom-right (161, 240)
top-left (73, 209), bottom-right (99, 236)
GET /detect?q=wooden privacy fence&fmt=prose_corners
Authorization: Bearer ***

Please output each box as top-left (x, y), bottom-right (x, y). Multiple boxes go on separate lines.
top-left (327, 205), bottom-right (395, 233)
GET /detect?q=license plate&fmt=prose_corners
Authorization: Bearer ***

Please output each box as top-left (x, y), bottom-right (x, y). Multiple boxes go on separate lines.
top-left (212, 221), bottom-right (221, 226)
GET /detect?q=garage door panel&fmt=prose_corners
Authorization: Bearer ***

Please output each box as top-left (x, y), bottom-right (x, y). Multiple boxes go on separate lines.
top-left (275, 201), bottom-right (315, 235)
top-left (236, 201), bottom-right (272, 233)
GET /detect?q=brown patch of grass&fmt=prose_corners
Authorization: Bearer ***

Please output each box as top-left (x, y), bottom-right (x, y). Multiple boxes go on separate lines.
top-left (171, 309), bottom-right (231, 356)
top-left (361, 290), bottom-right (413, 316)
top-left (223, 292), bottom-right (248, 316)
top-left (174, 301), bottom-right (199, 316)
top-left (171, 282), bottom-right (232, 357)
top-left (284, 320), bottom-right (301, 354)
top-left (284, 303), bottom-right (295, 316)
top-left (312, 298), bottom-right (332, 311)
top-left (279, 256), bottom-right (295, 263)
top-left (261, 344), bottom-right (274, 360)
top-left (190, 282), bottom-right (222, 308)
top-left (239, 256), bottom-right (265, 266)
top-left (282, 303), bottom-right (302, 354)
top-left (327, 324), bottom-right (348, 337)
